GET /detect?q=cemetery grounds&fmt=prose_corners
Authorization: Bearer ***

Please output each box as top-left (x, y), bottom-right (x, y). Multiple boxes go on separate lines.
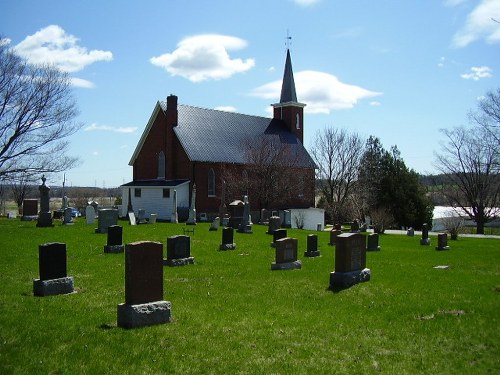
top-left (0, 218), bottom-right (498, 374)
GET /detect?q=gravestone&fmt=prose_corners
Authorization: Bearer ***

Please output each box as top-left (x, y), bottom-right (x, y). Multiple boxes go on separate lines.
top-left (63, 207), bottom-right (74, 225)
top-left (186, 184), bottom-right (197, 225)
top-left (366, 233), bottom-right (381, 251)
top-left (435, 233), bottom-right (450, 251)
top-left (137, 209), bottom-right (147, 224)
top-left (209, 217), bottom-right (220, 231)
top-left (37, 176), bottom-right (53, 227)
top-left (117, 241), bottom-right (171, 328)
top-left (237, 195), bottom-right (252, 233)
top-left (228, 200), bottom-right (244, 229)
top-left (171, 190), bottom-right (178, 223)
top-left (85, 205), bottom-right (95, 224)
top-left (329, 233), bottom-right (371, 289)
top-left (271, 228), bottom-right (287, 247)
top-left (350, 219), bottom-right (360, 232)
top-left (420, 223), bottom-right (431, 246)
top-left (150, 213), bottom-right (157, 224)
top-left (95, 208), bottom-right (118, 233)
top-left (7, 211), bottom-right (17, 219)
top-left (260, 209), bottom-right (271, 224)
top-left (304, 234), bottom-right (320, 257)
top-left (407, 228), bottom-right (415, 237)
top-left (219, 227), bottom-right (236, 250)
top-left (271, 237), bottom-right (302, 270)
top-left (128, 211), bottom-right (136, 226)
top-left (33, 242), bottom-right (74, 296)
top-left (267, 216), bottom-right (282, 234)
top-left (164, 235), bottom-right (195, 266)
top-left (104, 225), bottom-right (124, 253)
top-left (21, 199), bottom-right (38, 221)
top-left (329, 229), bottom-right (342, 246)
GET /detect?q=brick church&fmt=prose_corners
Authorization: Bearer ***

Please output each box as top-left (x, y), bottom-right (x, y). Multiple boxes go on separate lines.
top-left (121, 49), bottom-right (316, 221)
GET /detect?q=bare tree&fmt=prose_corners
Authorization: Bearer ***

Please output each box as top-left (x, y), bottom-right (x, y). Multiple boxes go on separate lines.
top-left (310, 127), bottom-right (364, 224)
top-left (8, 173), bottom-right (35, 213)
top-left (0, 39), bottom-right (81, 179)
top-left (469, 88), bottom-right (500, 145)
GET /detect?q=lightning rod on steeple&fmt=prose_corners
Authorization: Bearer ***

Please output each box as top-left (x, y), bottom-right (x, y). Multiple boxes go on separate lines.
top-left (285, 30), bottom-right (292, 50)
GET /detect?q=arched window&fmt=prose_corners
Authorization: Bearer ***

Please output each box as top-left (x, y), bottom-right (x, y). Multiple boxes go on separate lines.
top-left (208, 168), bottom-right (216, 197)
top-left (296, 113), bottom-right (300, 129)
top-left (158, 151), bottom-right (165, 179)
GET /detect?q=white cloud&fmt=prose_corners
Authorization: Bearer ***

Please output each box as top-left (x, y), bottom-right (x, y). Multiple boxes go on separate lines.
top-left (452, 0), bottom-right (500, 47)
top-left (251, 70), bottom-right (382, 114)
top-left (84, 123), bottom-right (138, 133)
top-left (293, 0), bottom-right (321, 6)
top-left (437, 56), bottom-right (446, 67)
top-left (13, 25), bottom-right (113, 72)
top-left (70, 77), bottom-right (95, 88)
top-left (150, 34), bottom-right (255, 82)
top-left (215, 106), bottom-right (237, 112)
top-left (460, 66), bottom-right (493, 80)
top-left (369, 101), bottom-right (381, 106)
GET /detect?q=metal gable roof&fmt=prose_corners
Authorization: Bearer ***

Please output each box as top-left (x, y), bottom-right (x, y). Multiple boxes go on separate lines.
top-left (167, 104), bottom-right (315, 168)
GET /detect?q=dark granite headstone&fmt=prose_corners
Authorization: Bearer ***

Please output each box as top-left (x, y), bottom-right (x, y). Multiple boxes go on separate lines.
top-left (22, 199), bottom-right (38, 220)
top-left (165, 235), bottom-right (194, 266)
top-left (304, 234), bottom-right (320, 257)
top-left (219, 227), bottom-right (236, 250)
top-left (267, 216), bottom-right (282, 234)
top-left (33, 242), bottom-right (74, 296)
top-left (366, 233), bottom-right (381, 251)
top-left (271, 228), bottom-right (287, 247)
top-left (420, 223), bottom-right (431, 245)
top-left (272, 237), bottom-right (302, 270)
top-left (350, 219), bottom-right (360, 232)
top-left (330, 233), bottom-right (371, 288)
top-left (435, 233), bottom-right (450, 251)
top-left (36, 176), bottom-right (53, 227)
top-left (95, 208), bottom-right (119, 233)
top-left (329, 229), bottom-right (342, 246)
top-left (104, 225), bottom-right (124, 253)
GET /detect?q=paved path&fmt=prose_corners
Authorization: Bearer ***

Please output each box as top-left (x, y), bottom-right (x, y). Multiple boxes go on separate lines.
top-left (324, 227), bottom-right (500, 239)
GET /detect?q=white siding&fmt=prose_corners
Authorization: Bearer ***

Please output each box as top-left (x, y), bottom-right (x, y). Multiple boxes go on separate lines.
top-left (290, 208), bottom-right (325, 231)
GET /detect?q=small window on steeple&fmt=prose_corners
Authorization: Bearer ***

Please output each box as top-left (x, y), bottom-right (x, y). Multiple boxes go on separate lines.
top-left (158, 151), bottom-right (166, 179)
top-left (296, 113), bottom-right (300, 130)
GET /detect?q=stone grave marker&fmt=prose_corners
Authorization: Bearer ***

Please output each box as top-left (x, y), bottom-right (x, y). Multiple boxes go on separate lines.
top-left (7, 211), bottom-right (17, 219)
top-left (137, 209), bottom-right (148, 224)
top-left (304, 234), bottom-right (320, 257)
top-left (237, 195), bottom-right (252, 233)
top-left (435, 233), bottom-right (450, 251)
top-left (209, 217), bottom-right (220, 231)
top-left (37, 176), bottom-right (53, 227)
top-left (150, 213), bottom-right (157, 224)
top-left (407, 228), bottom-right (415, 237)
top-left (33, 242), bottom-right (74, 296)
top-left (21, 199), bottom-right (38, 221)
top-left (63, 207), bottom-right (74, 225)
top-left (186, 184), bottom-right (197, 225)
top-left (95, 208), bottom-right (118, 233)
top-left (128, 211), bottom-right (136, 226)
top-left (219, 227), bottom-right (236, 250)
top-left (350, 219), bottom-right (360, 232)
top-left (271, 228), bottom-right (287, 247)
top-left (420, 223), bottom-right (431, 246)
top-left (329, 233), bottom-right (371, 289)
top-left (329, 229), bottom-right (342, 246)
top-left (165, 235), bottom-right (194, 266)
top-left (85, 205), bottom-right (95, 224)
top-left (117, 241), bottom-right (171, 328)
top-left (366, 233), bottom-right (381, 251)
top-left (271, 237), bottom-right (302, 270)
top-left (104, 225), bottom-right (125, 253)
top-left (267, 216), bottom-right (282, 234)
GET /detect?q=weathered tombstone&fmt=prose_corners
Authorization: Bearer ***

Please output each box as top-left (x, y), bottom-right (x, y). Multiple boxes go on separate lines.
top-left (209, 217), bottom-right (220, 231)
top-left (21, 199), bottom-right (38, 221)
top-left (228, 200), bottom-right (244, 229)
top-left (267, 216), bottom-right (282, 234)
top-left (95, 208), bottom-right (118, 233)
top-left (164, 235), bottom-right (194, 266)
top-left (104, 225), bottom-right (124, 253)
top-left (150, 213), bottom-right (157, 224)
top-left (271, 237), bottom-right (302, 270)
top-left (33, 242), bottom-right (74, 296)
top-left (219, 227), bottom-right (236, 250)
top-left (7, 211), bottom-right (17, 219)
top-left (435, 233), bottom-right (450, 251)
top-left (128, 211), bottom-right (136, 226)
top-left (237, 195), bottom-right (253, 233)
top-left (117, 241), bottom-right (171, 328)
top-left (407, 228), bottom-right (415, 237)
top-left (350, 219), bottom-right (360, 232)
top-left (366, 233), bottom-right (381, 251)
top-left (171, 190), bottom-right (178, 223)
top-left (329, 233), bottom-right (371, 289)
top-left (37, 176), bottom-right (53, 227)
top-left (85, 205), bottom-right (95, 224)
top-left (63, 207), bottom-right (74, 225)
top-left (186, 184), bottom-right (197, 225)
top-left (271, 228), bottom-right (287, 247)
top-left (329, 229), bottom-right (342, 246)
top-left (420, 223), bottom-right (431, 246)
top-left (260, 209), bottom-right (271, 224)
top-left (90, 201), bottom-right (99, 216)
top-left (304, 234), bottom-right (320, 257)
top-left (137, 209), bottom-right (147, 224)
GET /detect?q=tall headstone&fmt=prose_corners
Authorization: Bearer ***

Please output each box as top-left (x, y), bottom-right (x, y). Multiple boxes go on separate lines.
top-left (95, 208), bottom-right (118, 233)
top-left (63, 207), bottom-right (74, 225)
top-left (171, 190), bottom-right (178, 223)
top-left (329, 229), bottom-right (342, 246)
top-left (304, 234), bottom-right (320, 257)
top-left (186, 184), bottom-right (197, 225)
top-left (104, 225), bottom-right (124, 253)
top-left (219, 227), bottom-right (236, 250)
top-left (267, 216), bottom-right (282, 234)
top-left (366, 233), bottom-right (381, 251)
top-left (33, 242), bottom-right (74, 296)
top-left (218, 180), bottom-right (227, 226)
top-left (21, 199), bottom-right (38, 221)
top-left (165, 235), bottom-right (194, 266)
top-left (329, 233), bottom-right (371, 289)
top-left (85, 205), bottom-right (95, 224)
top-left (271, 237), bottom-right (302, 270)
top-left (237, 195), bottom-right (252, 233)
top-left (36, 176), bottom-right (53, 227)
top-left (435, 233), bottom-right (450, 251)
top-left (420, 223), bottom-right (431, 246)
top-left (117, 241), bottom-right (171, 328)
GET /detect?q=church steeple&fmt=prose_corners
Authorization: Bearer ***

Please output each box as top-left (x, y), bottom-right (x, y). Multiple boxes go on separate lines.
top-left (272, 48), bottom-right (306, 143)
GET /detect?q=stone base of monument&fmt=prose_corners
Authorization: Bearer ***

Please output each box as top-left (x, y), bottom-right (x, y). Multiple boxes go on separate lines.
top-left (33, 276), bottom-right (74, 296)
top-left (219, 243), bottom-right (236, 251)
top-left (36, 212), bottom-right (54, 227)
top-left (329, 268), bottom-right (371, 289)
top-left (104, 244), bottom-right (124, 253)
top-left (163, 257), bottom-right (195, 267)
top-left (237, 225), bottom-right (253, 234)
top-left (367, 246), bottom-right (381, 251)
top-left (271, 260), bottom-right (302, 271)
top-left (304, 250), bottom-right (321, 257)
top-left (435, 245), bottom-right (450, 251)
top-left (117, 300), bottom-right (171, 329)
top-left (420, 238), bottom-right (431, 246)
top-left (21, 215), bottom-right (38, 221)
top-left (95, 228), bottom-right (107, 234)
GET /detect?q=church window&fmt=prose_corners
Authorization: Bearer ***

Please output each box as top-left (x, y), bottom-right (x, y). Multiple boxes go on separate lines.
top-left (158, 151), bottom-right (166, 179)
top-left (296, 113), bottom-right (300, 129)
top-left (134, 188), bottom-right (141, 197)
top-left (208, 168), bottom-right (216, 197)
top-left (163, 189), bottom-right (170, 198)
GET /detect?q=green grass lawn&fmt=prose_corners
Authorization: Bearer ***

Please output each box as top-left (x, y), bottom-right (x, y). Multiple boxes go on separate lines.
top-left (0, 218), bottom-right (498, 374)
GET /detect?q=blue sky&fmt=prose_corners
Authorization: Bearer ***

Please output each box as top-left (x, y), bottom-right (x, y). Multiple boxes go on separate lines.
top-left (2, 0), bottom-right (499, 187)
